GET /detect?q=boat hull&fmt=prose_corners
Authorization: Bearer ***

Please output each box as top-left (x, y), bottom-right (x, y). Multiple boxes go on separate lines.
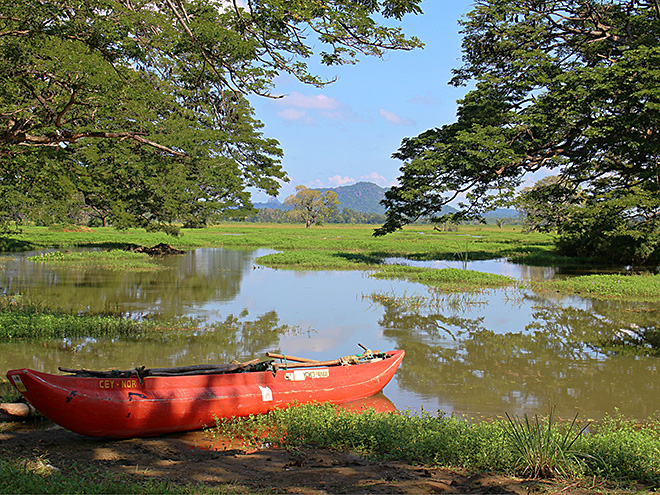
top-left (6, 350), bottom-right (404, 438)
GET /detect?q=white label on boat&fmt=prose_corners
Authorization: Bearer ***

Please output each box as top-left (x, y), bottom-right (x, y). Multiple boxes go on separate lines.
top-left (259, 385), bottom-right (273, 402)
top-left (11, 375), bottom-right (27, 392)
top-left (285, 369), bottom-right (330, 381)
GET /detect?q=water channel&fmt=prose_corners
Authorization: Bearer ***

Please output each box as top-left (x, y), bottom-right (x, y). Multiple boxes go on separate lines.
top-left (1, 247), bottom-right (659, 421)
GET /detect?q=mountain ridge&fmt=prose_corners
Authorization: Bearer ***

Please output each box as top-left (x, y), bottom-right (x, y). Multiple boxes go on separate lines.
top-left (254, 182), bottom-right (518, 218)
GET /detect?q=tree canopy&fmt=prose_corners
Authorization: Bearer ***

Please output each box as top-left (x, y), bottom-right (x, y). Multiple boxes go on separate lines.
top-left (0, 0), bottom-right (422, 233)
top-left (284, 185), bottom-right (339, 227)
top-left (376, 0), bottom-right (660, 264)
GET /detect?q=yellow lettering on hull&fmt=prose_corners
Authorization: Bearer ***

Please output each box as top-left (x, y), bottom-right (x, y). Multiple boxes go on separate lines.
top-left (99, 379), bottom-right (140, 389)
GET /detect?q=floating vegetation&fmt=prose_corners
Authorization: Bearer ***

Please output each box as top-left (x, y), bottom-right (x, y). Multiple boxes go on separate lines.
top-left (371, 265), bottom-right (515, 291)
top-left (27, 250), bottom-right (167, 271)
top-left (537, 273), bottom-right (660, 302)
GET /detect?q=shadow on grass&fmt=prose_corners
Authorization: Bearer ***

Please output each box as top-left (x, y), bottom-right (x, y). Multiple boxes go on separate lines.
top-left (332, 252), bottom-right (386, 266)
top-left (0, 238), bottom-right (35, 253)
top-left (76, 242), bottom-right (141, 250)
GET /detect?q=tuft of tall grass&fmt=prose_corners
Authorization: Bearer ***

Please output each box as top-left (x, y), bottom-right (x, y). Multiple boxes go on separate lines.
top-left (503, 404), bottom-right (589, 478)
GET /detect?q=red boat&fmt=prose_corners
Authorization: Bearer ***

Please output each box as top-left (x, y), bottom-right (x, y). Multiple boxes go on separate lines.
top-left (6, 350), bottom-right (404, 438)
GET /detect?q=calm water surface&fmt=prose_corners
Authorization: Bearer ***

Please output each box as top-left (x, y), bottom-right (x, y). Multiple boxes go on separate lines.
top-left (2, 248), bottom-right (659, 421)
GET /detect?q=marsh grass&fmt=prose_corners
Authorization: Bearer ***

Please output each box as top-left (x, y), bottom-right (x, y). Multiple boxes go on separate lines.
top-left (207, 403), bottom-right (660, 487)
top-left (371, 265), bottom-right (515, 290)
top-left (27, 250), bottom-right (166, 271)
top-left (539, 274), bottom-right (660, 302)
top-left (0, 297), bottom-right (153, 341)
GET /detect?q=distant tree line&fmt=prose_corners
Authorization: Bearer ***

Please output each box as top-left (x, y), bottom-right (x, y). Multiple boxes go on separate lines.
top-left (240, 207), bottom-right (388, 225)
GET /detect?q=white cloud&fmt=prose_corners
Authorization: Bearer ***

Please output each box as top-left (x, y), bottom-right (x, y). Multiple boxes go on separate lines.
top-left (328, 175), bottom-right (356, 186)
top-left (276, 108), bottom-right (309, 122)
top-left (379, 108), bottom-right (414, 126)
top-left (284, 92), bottom-right (341, 110)
top-left (274, 91), bottom-right (356, 124)
top-left (358, 172), bottom-right (394, 187)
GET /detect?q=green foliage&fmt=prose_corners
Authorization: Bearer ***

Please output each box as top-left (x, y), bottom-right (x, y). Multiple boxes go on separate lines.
top-left (377, 0), bottom-right (660, 265)
top-left (578, 411), bottom-right (660, 487)
top-left (0, 0), bottom-right (422, 234)
top-left (0, 379), bottom-right (18, 402)
top-left (284, 185), bottom-right (340, 227)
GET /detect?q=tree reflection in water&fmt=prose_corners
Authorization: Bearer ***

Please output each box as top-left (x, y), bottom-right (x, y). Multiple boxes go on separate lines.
top-left (366, 288), bottom-right (660, 419)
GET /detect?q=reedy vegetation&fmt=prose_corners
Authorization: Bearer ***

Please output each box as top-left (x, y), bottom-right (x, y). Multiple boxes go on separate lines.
top-left (210, 403), bottom-right (660, 488)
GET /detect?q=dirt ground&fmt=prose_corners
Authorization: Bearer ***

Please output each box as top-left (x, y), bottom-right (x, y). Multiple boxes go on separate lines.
top-left (0, 420), bottom-right (613, 495)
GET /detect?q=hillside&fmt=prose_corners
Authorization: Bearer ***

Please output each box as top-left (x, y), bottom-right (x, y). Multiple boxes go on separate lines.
top-left (253, 182), bottom-right (517, 218)
top-left (253, 182), bottom-right (387, 213)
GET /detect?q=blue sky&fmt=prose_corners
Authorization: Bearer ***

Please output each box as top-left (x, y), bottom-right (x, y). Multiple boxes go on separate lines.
top-left (248, 0), bottom-right (475, 203)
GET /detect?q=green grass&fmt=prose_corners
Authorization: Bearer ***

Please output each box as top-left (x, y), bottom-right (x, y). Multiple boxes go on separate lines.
top-left (0, 454), bottom-right (247, 494)
top-left (537, 273), bottom-right (660, 302)
top-left (5, 223), bottom-right (556, 265)
top-left (0, 297), bottom-right (156, 341)
top-left (209, 403), bottom-right (660, 488)
top-left (371, 265), bottom-right (516, 290)
top-left (0, 379), bottom-right (18, 402)
top-left (27, 250), bottom-right (167, 271)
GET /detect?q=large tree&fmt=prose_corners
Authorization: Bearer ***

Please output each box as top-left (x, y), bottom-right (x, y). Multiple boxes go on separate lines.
top-left (0, 0), bottom-right (422, 233)
top-left (284, 185), bottom-right (339, 227)
top-left (376, 0), bottom-right (660, 264)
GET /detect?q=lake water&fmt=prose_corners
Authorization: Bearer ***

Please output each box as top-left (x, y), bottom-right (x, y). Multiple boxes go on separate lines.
top-left (2, 247), bottom-right (659, 421)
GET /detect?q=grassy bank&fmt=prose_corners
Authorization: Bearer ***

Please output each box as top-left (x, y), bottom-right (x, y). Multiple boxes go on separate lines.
top-left (210, 403), bottom-right (660, 491)
top-left (2, 402), bottom-right (657, 493)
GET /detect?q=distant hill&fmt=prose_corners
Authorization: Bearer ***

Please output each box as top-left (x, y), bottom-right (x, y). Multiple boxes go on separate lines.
top-left (318, 182), bottom-right (387, 213)
top-left (253, 181), bottom-right (388, 213)
top-left (253, 182), bottom-right (518, 218)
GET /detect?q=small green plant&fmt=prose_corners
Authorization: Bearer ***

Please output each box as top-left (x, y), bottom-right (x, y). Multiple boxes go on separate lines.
top-left (503, 404), bottom-right (589, 478)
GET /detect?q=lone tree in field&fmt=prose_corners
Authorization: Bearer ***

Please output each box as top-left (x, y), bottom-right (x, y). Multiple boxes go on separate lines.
top-left (0, 0), bottom-right (422, 234)
top-left (285, 186), bottom-right (340, 228)
top-left (376, 0), bottom-right (660, 265)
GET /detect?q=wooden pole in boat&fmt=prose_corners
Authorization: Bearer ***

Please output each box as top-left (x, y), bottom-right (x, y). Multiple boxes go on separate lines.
top-left (265, 352), bottom-right (319, 363)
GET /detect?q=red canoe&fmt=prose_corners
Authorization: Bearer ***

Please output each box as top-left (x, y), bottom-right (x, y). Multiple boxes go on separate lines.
top-left (6, 350), bottom-right (404, 438)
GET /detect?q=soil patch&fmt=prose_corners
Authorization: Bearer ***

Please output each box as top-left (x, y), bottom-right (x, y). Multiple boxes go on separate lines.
top-left (0, 421), bottom-right (605, 494)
